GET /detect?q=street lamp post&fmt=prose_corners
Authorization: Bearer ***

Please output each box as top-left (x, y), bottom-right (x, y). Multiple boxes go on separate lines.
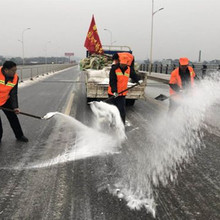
top-left (104, 28), bottom-right (113, 46)
top-left (19, 28), bottom-right (31, 82)
top-left (45, 41), bottom-right (51, 74)
top-left (149, 0), bottom-right (164, 75)
top-left (21, 28), bottom-right (31, 66)
top-left (45, 41), bottom-right (51, 65)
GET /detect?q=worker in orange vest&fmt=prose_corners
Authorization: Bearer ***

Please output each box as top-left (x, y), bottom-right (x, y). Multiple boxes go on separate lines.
top-left (108, 54), bottom-right (140, 124)
top-left (168, 57), bottom-right (196, 114)
top-left (0, 61), bottom-right (28, 142)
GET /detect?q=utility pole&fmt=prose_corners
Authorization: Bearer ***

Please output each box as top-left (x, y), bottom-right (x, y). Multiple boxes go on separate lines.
top-left (45, 41), bottom-right (51, 64)
top-left (198, 50), bottom-right (202, 62)
top-left (149, 0), bottom-right (164, 75)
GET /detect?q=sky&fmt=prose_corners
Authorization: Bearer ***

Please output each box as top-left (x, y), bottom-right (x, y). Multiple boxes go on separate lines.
top-left (1, 0), bottom-right (220, 61)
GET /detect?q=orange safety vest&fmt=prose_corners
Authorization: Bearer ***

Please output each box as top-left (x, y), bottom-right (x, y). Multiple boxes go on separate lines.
top-left (0, 67), bottom-right (18, 106)
top-left (118, 53), bottom-right (134, 66)
top-left (108, 66), bottom-right (130, 96)
top-left (169, 66), bottom-right (195, 95)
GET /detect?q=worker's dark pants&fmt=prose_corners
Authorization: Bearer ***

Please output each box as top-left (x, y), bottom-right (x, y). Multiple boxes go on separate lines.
top-left (0, 101), bottom-right (24, 140)
top-left (108, 95), bottom-right (126, 124)
top-left (201, 70), bottom-right (206, 79)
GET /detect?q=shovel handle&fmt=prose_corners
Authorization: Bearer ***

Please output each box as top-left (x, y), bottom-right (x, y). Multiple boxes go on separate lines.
top-left (19, 112), bottom-right (42, 119)
top-left (0, 107), bottom-right (42, 119)
top-left (105, 83), bottom-right (139, 103)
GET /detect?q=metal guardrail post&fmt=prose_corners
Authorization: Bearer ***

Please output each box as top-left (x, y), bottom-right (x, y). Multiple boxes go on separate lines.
top-left (160, 64), bottom-right (163, 73)
top-left (155, 64), bottom-right (158, 73)
top-left (20, 68), bottom-right (23, 82)
top-left (36, 67), bottom-right (39, 77)
top-left (30, 68), bottom-right (33, 80)
top-left (41, 67), bottom-right (44, 76)
top-left (165, 65), bottom-right (168, 74)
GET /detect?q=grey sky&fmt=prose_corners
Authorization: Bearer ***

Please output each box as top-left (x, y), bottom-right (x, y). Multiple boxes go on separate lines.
top-left (1, 0), bottom-right (220, 61)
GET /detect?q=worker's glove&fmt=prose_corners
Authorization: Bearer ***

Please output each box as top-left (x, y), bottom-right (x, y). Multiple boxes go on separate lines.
top-left (113, 92), bottom-right (119, 97)
top-left (14, 108), bottom-right (20, 114)
top-left (138, 80), bottom-right (143, 85)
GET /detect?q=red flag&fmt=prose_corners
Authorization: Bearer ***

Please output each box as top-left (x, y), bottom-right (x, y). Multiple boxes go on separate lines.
top-left (84, 15), bottom-right (103, 54)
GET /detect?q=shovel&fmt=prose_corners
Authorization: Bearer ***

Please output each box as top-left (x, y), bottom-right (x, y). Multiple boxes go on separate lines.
top-left (0, 107), bottom-right (56, 120)
top-left (155, 89), bottom-right (189, 101)
top-left (155, 94), bottom-right (170, 101)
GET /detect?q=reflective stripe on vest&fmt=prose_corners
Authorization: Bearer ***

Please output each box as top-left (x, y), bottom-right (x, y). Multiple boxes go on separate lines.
top-left (0, 67), bottom-right (18, 106)
top-left (115, 71), bottom-right (130, 78)
top-left (108, 67), bottom-right (130, 96)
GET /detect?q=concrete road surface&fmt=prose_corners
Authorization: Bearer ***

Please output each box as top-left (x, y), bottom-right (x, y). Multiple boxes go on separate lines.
top-left (0, 67), bottom-right (219, 220)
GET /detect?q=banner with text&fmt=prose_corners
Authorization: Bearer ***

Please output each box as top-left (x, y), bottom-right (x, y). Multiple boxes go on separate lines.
top-left (84, 15), bottom-right (103, 54)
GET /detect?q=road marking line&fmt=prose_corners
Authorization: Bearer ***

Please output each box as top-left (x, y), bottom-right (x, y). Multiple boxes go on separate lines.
top-left (64, 76), bottom-right (80, 116)
top-left (64, 93), bottom-right (75, 115)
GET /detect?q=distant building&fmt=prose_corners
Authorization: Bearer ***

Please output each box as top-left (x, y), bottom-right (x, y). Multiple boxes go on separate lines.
top-left (210, 59), bottom-right (220, 64)
top-left (143, 59), bottom-right (150, 64)
top-left (161, 59), bottom-right (172, 66)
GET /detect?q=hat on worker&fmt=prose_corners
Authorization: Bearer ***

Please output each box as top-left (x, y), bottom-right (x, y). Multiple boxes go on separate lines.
top-left (112, 53), bottom-right (119, 61)
top-left (179, 57), bottom-right (189, 65)
top-left (119, 54), bottom-right (129, 65)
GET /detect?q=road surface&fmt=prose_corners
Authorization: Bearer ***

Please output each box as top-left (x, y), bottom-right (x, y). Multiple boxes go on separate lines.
top-left (0, 67), bottom-right (219, 219)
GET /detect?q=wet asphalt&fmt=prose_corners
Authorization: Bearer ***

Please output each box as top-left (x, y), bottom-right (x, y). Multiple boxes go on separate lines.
top-left (0, 67), bottom-right (219, 220)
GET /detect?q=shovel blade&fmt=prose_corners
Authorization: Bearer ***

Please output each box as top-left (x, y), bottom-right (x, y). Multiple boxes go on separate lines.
top-left (155, 94), bottom-right (169, 101)
top-left (42, 112), bottom-right (58, 120)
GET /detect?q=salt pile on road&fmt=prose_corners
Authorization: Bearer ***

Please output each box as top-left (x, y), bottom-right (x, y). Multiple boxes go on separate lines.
top-left (107, 73), bottom-right (220, 217)
top-left (29, 102), bottom-right (126, 169)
